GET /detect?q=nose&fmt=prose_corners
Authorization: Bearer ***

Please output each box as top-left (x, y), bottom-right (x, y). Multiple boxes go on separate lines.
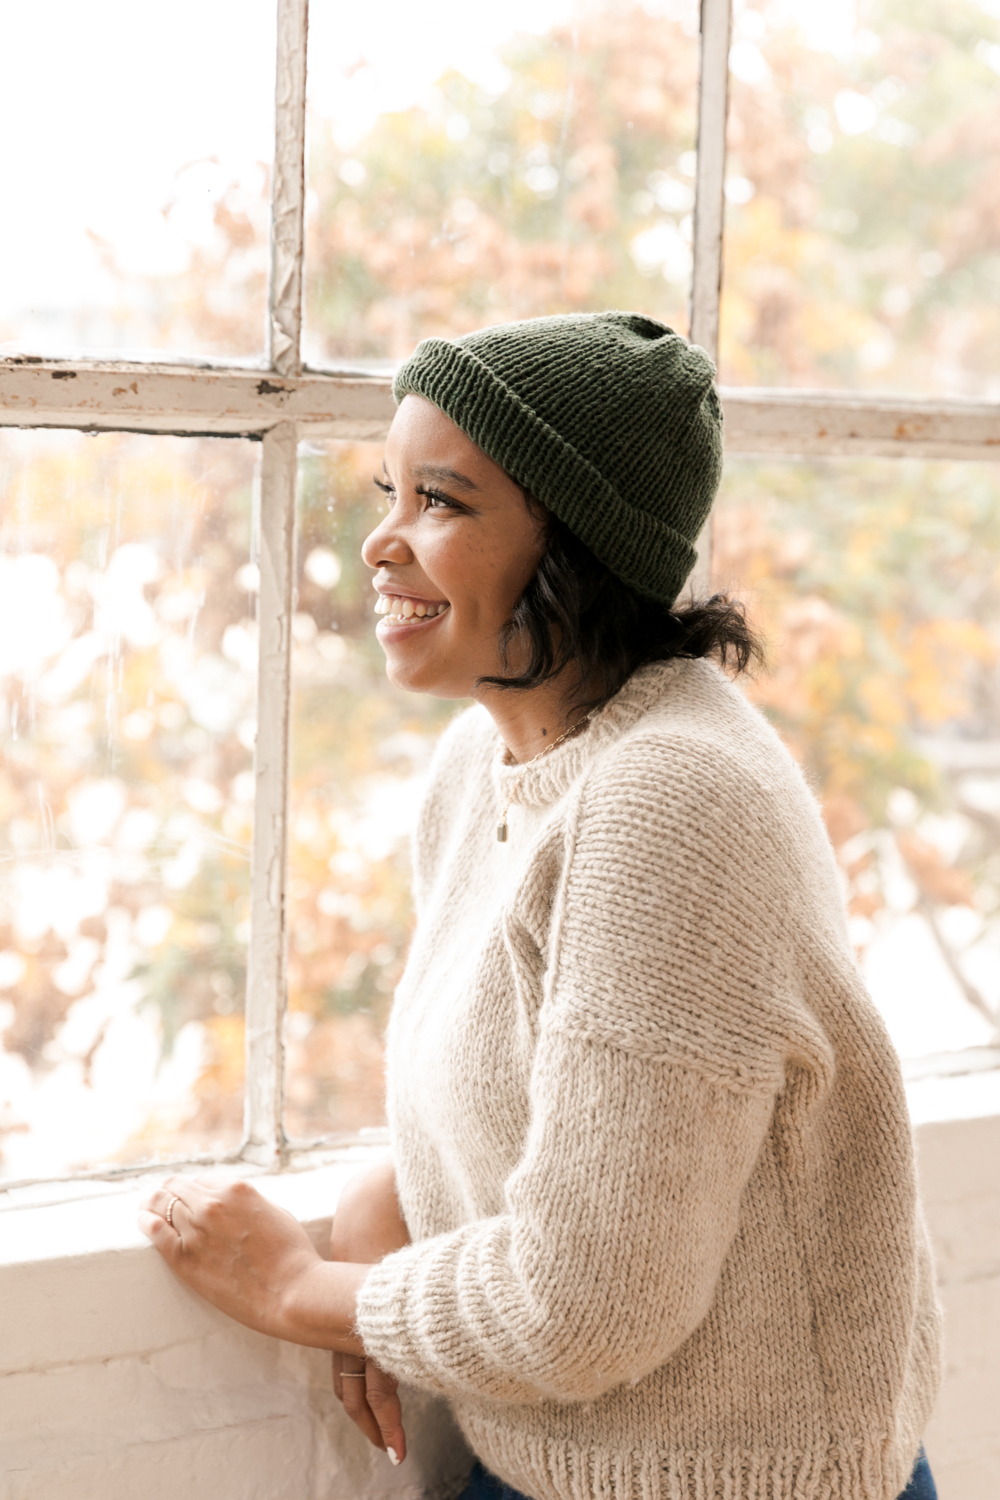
top-left (361, 506), bottom-right (413, 572)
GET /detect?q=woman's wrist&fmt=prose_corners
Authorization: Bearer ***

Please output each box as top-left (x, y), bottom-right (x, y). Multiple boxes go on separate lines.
top-left (278, 1256), bottom-right (371, 1355)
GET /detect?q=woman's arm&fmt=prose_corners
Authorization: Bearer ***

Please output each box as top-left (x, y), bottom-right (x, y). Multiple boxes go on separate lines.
top-left (328, 1159), bottom-right (412, 1464)
top-left (330, 1155), bottom-right (411, 1262)
top-left (354, 744), bottom-right (791, 1406)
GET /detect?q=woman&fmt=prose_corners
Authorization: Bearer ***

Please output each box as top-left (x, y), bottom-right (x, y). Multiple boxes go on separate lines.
top-left (140, 313), bottom-right (941, 1500)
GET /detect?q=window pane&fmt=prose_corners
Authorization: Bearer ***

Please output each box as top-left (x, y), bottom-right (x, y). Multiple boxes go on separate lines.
top-left (284, 443), bottom-right (459, 1140)
top-left (715, 456), bottom-right (1000, 1109)
top-left (0, 432), bottom-right (258, 1181)
top-left (304, 0), bottom-right (699, 369)
top-left (0, 1), bottom-right (275, 363)
top-left (720, 0), bottom-right (1000, 398)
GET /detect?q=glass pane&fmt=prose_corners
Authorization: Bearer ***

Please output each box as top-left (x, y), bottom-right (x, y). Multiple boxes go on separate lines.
top-left (0, 1), bottom-right (275, 363)
top-left (304, 0), bottom-right (700, 370)
top-left (714, 457), bottom-right (1000, 1103)
top-left (720, 0), bottom-right (1000, 398)
top-left (0, 432), bottom-right (258, 1181)
top-left (284, 443), bottom-right (460, 1139)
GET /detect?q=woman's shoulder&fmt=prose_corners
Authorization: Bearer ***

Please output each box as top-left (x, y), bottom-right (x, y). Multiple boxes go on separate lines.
top-left (582, 659), bottom-right (830, 865)
top-left (598, 660), bottom-right (803, 789)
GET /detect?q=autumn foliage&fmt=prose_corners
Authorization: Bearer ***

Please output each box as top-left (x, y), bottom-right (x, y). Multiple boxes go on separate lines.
top-left (3, 0), bottom-right (1000, 1177)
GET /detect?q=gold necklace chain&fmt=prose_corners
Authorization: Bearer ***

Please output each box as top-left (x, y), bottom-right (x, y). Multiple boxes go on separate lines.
top-left (496, 713), bottom-right (593, 843)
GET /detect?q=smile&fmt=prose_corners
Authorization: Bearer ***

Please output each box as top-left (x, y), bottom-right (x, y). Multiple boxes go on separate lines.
top-left (374, 591), bottom-right (449, 627)
top-left (374, 594), bottom-right (450, 628)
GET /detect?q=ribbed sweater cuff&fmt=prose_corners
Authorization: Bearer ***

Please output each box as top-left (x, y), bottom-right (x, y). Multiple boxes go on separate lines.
top-left (355, 1245), bottom-right (445, 1390)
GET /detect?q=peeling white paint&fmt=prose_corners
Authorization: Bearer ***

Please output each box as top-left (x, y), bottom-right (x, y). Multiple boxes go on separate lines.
top-left (686, 0), bottom-right (732, 595)
top-left (0, 362), bottom-right (394, 437)
top-left (243, 423), bottom-right (298, 1163)
top-left (268, 0), bottom-right (309, 377)
top-left (689, 0), bottom-right (731, 368)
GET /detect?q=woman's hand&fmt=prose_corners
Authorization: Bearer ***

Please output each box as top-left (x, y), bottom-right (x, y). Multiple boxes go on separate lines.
top-left (138, 1172), bottom-right (366, 1354)
top-left (333, 1354), bottom-right (406, 1464)
top-left (330, 1159), bottom-right (412, 1464)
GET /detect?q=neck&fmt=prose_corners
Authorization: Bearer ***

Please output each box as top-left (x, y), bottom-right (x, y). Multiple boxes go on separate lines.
top-left (475, 668), bottom-right (588, 764)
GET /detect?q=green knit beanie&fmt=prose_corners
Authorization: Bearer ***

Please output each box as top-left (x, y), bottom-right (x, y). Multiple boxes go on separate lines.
top-left (392, 311), bottom-right (723, 607)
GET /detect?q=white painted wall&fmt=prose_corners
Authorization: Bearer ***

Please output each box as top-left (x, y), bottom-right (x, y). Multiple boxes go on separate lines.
top-left (919, 1114), bottom-right (1000, 1500)
top-left (1, 1121), bottom-right (997, 1500)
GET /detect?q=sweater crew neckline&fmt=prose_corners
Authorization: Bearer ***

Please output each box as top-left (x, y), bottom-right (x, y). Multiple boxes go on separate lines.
top-left (491, 659), bottom-right (684, 812)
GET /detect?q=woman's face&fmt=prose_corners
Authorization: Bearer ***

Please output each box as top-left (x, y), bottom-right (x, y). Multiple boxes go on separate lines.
top-left (361, 395), bottom-right (546, 699)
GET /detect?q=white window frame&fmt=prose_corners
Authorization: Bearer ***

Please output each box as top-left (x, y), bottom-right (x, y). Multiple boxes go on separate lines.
top-left (1, 0), bottom-right (998, 1184)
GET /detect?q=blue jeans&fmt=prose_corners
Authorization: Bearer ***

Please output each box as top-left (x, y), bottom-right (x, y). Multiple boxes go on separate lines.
top-left (457, 1448), bottom-right (937, 1500)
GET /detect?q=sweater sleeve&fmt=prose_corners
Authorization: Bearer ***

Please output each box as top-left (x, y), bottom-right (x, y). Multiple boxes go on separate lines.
top-left (356, 736), bottom-right (824, 1405)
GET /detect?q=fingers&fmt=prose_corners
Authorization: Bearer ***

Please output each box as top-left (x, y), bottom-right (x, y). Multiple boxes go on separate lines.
top-left (139, 1181), bottom-right (190, 1239)
top-left (332, 1351), bottom-right (367, 1399)
top-left (364, 1363), bottom-right (406, 1465)
top-left (136, 1207), bottom-right (185, 1269)
top-left (332, 1356), bottom-right (406, 1464)
top-left (138, 1174), bottom-right (248, 1239)
top-left (335, 1358), bottom-right (386, 1451)
top-left (137, 1209), bottom-right (174, 1246)
top-left (137, 1174), bottom-right (228, 1251)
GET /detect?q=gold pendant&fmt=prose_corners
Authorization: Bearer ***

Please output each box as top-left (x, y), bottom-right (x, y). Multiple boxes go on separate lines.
top-left (496, 821), bottom-right (508, 842)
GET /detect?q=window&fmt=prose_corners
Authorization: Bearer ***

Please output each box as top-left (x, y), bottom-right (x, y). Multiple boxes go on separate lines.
top-left (2, 0), bottom-right (998, 1186)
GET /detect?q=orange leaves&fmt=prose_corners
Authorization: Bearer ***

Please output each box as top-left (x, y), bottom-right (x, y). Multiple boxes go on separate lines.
top-left (823, 793), bottom-right (868, 852)
top-left (284, 1013), bottom-right (387, 1134)
top-left (848, 889), bottom-right (883, 921)
top-left (895, 832), bottom-right (976, 908)
top-left (564, 141), bottom-right (619, 236)
top-left (192, 1015), bottom-right (246, 1127)
top-left (896, 618), bottom-right (997, 726)
top-left (301, 7), bottom-right (699, 365)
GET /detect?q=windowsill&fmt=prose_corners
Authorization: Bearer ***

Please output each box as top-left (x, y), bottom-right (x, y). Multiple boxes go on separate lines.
top-left (0, 1139), bottom-right (387, 1268)
top-left (900, 1046), bottom-right (1000, 1126)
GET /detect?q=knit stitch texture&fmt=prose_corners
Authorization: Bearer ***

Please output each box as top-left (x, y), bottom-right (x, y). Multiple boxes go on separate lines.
top-left (355, 660), bottom-right (942, 1500)
top-left (392, 313), bottom-right (723, 606)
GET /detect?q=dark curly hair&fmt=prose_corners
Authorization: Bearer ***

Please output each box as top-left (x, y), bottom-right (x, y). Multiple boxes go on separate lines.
top-left (479, 510), bottom-right (764, 716)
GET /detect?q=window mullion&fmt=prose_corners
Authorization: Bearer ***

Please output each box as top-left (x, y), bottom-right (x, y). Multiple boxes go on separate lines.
top-left (688, 0), bottom-right (732, 593)
top-left (243, 422), bottom-right (298, 1164)
top-left (268, 0), bottom-right (310, 376)
top-left (689, 0), bottom-right (732, 363)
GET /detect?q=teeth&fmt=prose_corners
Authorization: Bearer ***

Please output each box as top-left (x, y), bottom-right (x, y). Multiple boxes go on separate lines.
top-left (374, 597), bottom-right (450, 621)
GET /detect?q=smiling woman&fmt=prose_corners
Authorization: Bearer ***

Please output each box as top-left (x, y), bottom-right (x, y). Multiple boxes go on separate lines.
top-left (141, 312), bottom-right (942, 1500)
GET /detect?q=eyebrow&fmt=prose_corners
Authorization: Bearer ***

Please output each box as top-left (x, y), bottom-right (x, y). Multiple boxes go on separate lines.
top-left (410, 463), bottom-right (480, 492)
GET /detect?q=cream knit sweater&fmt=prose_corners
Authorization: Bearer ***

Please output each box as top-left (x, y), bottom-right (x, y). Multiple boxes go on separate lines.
top-left (356, 660), bottom-right (941, 1500)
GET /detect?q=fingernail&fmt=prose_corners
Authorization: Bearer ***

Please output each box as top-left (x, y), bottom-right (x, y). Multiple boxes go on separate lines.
top-left (387, 1447), bottom-right (401, 1467)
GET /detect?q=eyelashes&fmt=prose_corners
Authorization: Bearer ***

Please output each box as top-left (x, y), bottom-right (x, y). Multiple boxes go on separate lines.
top-left (372, 476), bottom-right (462, 512)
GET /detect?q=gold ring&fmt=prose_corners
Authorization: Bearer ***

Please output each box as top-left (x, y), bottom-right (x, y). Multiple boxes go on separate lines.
top-left (165, 1195), bottom-right (180, 1228)
top-left (340, 1371), bottom-right (368, 1378)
